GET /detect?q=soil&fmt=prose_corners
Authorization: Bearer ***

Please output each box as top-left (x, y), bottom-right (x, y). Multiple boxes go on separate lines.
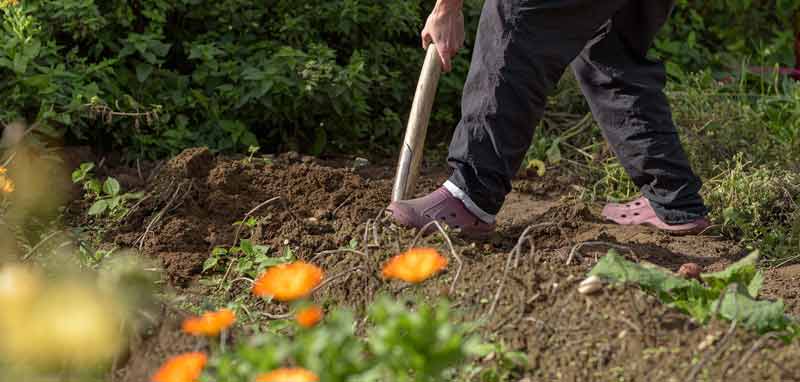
top-left (66, 148), bottom-right (800, 381)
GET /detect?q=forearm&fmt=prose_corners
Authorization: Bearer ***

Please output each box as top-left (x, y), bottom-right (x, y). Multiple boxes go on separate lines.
top-left (433, 0), bottom-right (463, 13)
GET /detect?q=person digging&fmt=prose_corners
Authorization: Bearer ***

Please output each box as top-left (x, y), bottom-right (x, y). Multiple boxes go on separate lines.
top-left (386, 0), bottom-right (710, 238)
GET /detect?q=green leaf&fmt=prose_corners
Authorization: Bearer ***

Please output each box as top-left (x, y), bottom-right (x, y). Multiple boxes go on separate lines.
top-left (123, 191), bottom-right (145, 200)
top-left (103, 178), bottom-right (121, 196)
top-left (108, 196), bottom-right (122, 210)
top-left (711, 289), bottom-right (790, 333)
top-left (136, 63), bottom-right (154, 82)
top-left (0, 57), bottom-right (12, 70)
top-left (748, 270), bottom-right (764, 298)
top-left (212, 247), bottom-right (228, 257)
top-left (240, 239), bottom-right (254, 256)
top-left (701, 251), bottom-right (760, 294)
top-left (13, 53), bottom-right (29, 74)
top-left (88, 200), bottom-right (109, 216)
top-left (202, 257), bottom-right (218, 273)
top-left (86, 179), bottom-right (102, 195)
top-left (310, 127), bottom-right (327, 156)
top-left (23, 39), bottom-right (41, 61)
top-left (257, 254), bottom-right (291, 269)
top-left (546, 139), bottom-right (562, 164)
top-left (588, 250), bottom-right (695, 293)
top-left (237, 259), bottom-right (253, 274)
top-left (253, 244), bottom-right (270, 257)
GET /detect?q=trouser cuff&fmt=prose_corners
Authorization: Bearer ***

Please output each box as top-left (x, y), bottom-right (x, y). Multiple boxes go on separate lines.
top-left (443, 180), bottom-right (497, 224)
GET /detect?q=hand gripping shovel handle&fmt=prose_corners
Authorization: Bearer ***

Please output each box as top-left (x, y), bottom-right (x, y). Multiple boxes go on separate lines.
top-left (391, 44), bottom-right (443, 202)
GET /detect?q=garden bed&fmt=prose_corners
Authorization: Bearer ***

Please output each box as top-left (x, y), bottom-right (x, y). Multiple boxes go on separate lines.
top-left (63, 147), bottom-right (800, 381)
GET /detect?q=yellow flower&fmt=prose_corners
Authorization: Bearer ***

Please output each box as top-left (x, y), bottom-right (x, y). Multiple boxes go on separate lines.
top-left (256, 368), bottom-right (319, 382)
top-left (0, 166), bottom-right (6, 174)
top-left (182, 308), bottom-right (236, 337)
top-left (0, 0), bottom-right (20, 8)
top-left (382, 248), bottom-right (448, 283)
top-left (252, 262), bottom-right (323, 302)
top-left (152, 352), bottom-right (207, 382)
top-left (2, 281), bottom-right (124, 367)
top-left (296, 305), bottom-right (324, 328)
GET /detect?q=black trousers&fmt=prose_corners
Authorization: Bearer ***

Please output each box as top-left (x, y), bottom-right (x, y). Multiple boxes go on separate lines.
top-left (447, 0), bottom-right (708, 224)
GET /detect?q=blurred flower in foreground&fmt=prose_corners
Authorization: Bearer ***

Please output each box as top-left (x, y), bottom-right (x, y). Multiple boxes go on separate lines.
top-left (0, 0), bottom-right (19, 9)
top-left (151, 352), bottom-right (207, 382)
top-left (382, 248), bottom-right (448, 283)
top-left (1, 280), bottom-right (124, 368)
top-left (252, 261), bottom-right (323, 302)
top-left (182, 308), bottom-right (236, 337)
top-left (0, 167), bottom-right (14, 194)
top-left (256, 367), bottom-right (319, 382)
top-left (296, 305), bottom-right (324, 328)
top-left (0, 263), bottom-right (41, 309)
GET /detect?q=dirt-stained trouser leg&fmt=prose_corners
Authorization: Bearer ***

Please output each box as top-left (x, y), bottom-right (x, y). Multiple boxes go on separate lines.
top-left (448, 0), bottom-right (631, 216)
top-left (447, 0), bottom-right (707, 223)
top-left (571, 0), bottom-right (707, 224)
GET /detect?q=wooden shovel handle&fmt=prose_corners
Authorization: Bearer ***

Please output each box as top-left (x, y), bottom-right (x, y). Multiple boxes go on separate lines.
top-left (391, 44), bottom-right (443, 202)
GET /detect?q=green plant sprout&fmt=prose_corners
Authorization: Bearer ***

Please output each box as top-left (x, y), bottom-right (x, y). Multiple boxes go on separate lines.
top-left (71, 162), bottom-right (144, 219)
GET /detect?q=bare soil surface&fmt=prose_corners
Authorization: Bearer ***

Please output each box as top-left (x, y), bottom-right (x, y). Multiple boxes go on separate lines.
top-left (66, 148), bottom-right (800, 381)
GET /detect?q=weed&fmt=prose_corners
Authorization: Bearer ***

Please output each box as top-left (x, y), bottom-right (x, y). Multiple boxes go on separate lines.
top-left (71, 162), bottom-right (143, 220)
top-left (203, 240), bottom-right (294, 280)
top-left (703, 154), bottom-right (800, 260)
top-left (580, 160), bottom-right (638, 204)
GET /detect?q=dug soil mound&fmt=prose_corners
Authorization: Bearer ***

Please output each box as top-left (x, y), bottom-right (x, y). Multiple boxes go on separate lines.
top-left (91, 148), bottom-right (800, 381)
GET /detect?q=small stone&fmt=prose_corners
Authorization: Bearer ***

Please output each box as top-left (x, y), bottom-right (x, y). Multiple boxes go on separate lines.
top-left (353, 157), bottom-right (369, 169)
top-left (313, 209), bottom-right (329, 220)
top-left (308, 217), bottom-right (318, 223)
top-left (698, 333), bottom-right (717, 351)
top-left (578, 275), bottom-right (603, 295)
top-left (283, 239), bottom-right (290, 245)
top-left (678, 263), bottom-right (703, 280)
top-left (301, 155), bottom-right (314, 164)
top-left (286, 151), bottom-right (300, 161)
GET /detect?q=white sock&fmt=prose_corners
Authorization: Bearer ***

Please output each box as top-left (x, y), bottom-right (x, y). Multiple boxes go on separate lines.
top-left (443, 180), bottom-right (496, 224)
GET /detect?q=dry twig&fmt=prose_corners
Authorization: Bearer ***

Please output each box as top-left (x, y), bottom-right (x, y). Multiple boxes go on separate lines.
top-left (231, 196), bottom-right (281, 246)
top-left (487, 222), bottom-right (553, 318)
top-left (566, 240), bottom-right (636, 265)
top-left (136, 180), bottom-right (189, 251)
top-left (311, 266), bottom-right (363, 294)
top-left (22, 230), bottom-right (64, 260)
top-left (310, 248), bottom-right (367, 264)
top-left (410, 220), bottom-right (464, 295)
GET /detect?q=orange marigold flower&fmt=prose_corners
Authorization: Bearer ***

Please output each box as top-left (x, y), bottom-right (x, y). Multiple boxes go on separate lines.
top-left (182, 308), bottom-right (236, 337)
top-left (0, 166), bottom-right (6, 174)
top-left (296, 305), bottom-right (324, 328)
top-left (256, 368), bottom-right (319, 382)
top-left (252, 261), bottom-right (323, 302)
top-left (382, 247), bottom-right (448, 283)
top-left (151, 352), bottom-right (207, 382)
top-left (0, 179), bottom-right (13, 194)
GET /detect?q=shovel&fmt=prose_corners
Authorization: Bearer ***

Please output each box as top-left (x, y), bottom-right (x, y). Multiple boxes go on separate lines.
top-left (391, 44), bottom-right (443, 202)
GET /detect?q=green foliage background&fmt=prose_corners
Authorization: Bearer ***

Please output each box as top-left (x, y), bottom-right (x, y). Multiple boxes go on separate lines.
top-left (1, 0), bottom-right (798, 158)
